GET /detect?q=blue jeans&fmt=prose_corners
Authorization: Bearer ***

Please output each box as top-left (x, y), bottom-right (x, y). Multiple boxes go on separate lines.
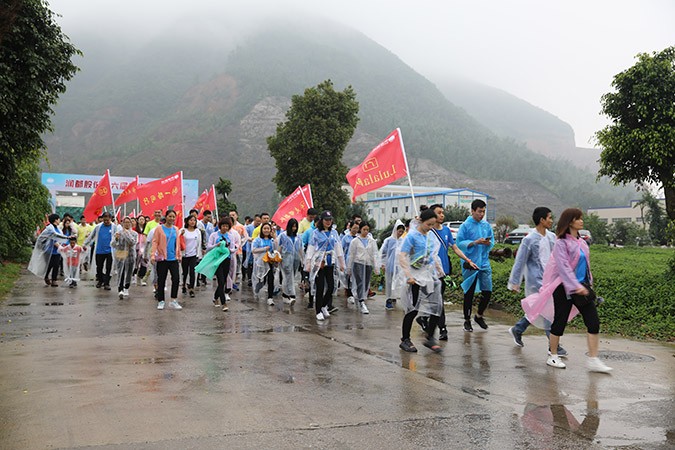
top-left (513, 316), bottom-right (551, 338)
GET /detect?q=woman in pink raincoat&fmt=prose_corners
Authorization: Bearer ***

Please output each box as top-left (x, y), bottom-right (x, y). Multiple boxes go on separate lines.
top-left (521, 208), bottom-right (612, 373)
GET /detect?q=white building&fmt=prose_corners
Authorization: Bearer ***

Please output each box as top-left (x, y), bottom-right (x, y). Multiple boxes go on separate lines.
top-left (588, 198), bottom-right (667, 227)
top-left (351, 185), bottom-right (494, 229)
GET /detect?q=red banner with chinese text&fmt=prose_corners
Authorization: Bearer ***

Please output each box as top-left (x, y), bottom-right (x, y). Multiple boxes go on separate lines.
top-left (83, 170), bottom-right (114, 222)
top-left (115, 175), bottom-right (138, 205)
top-left (272, 184), bottom-right (313, 229)
top-left (346, 128), bottom-right (407, 202)
top-left (137, 172), bottom-right (183, 216)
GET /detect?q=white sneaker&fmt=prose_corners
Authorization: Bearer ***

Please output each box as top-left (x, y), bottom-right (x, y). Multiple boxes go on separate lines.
top-left (157, 301), bottom-right (165, 310)
top-left (587, 357), bottom-right (613, 373)
top-left (141, 280), bottom-right (147, 286)
top-left (123, 288), bottom-right (129, 297)
top-left (546, 355), bottom-right (566, 369)
top-left (132, 276), bottom-right (137, 286)
top-left (359, 302), bottom-right (369, 314)
top-left (168, 300), bottom-right (182, 310)
top-left (267, 298), bottom-right (275, 306)
top-left (321, 306), bottom-right (330, 318)
top-left (316, 312), bottom-right (325, 321)
top-left (347, 296), bottom-right (355, 304)
top-left (225, 294), bottom-right (231, 302)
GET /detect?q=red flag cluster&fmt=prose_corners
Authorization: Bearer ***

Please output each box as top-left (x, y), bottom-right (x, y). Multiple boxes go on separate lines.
top-left (193, 185), bottom-right (217, 219)
top-left (82, 170), bottom-right (114, 222)
top-left (272, 184), bottom-right (313, 228)
top-left (136, 172), bottom-right (183, 217)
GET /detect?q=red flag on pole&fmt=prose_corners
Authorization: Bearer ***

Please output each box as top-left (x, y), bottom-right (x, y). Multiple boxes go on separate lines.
top-left (198, 185), bottom-right (217, 219)
top-left (129, 209), bottom-right (136, 218)
top-left (83, 170), bottom-right (114, 222)
top-left (116, 176), bottom-right (138, 205)
top-left (346, 128), bottom-right (408, 202)
top-left (137, 172), bottom-right (183, 216)
top-left (115, 207), bottom-right (122, 222)
top-left (192, 189), bottom-right (208, 213)
top-left (272, 184), bottom-right (313, 228)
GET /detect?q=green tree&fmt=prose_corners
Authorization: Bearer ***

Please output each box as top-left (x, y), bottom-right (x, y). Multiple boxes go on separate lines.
top-left (595, 46), bottom-right (675, 221)
top-left (345, 201), bottom-right (376, 230)
top-left (494, 215), bottom-right (518, 243)
top-left (0, 0), bottom-right (80, 260)
top-left (268, 79), bottom-right (359, 221)
top-left (583, 213), bottom-right (609, 245)
top-left (214, 177), bottom-right (237, 217)
top-left (443, 204), bottom-right (470, 222)
top-left (636, 191), bottom-right (669, 245)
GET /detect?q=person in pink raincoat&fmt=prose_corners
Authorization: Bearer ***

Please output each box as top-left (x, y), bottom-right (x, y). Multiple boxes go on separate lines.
top-left (521, 208), bottom-right (612, 373)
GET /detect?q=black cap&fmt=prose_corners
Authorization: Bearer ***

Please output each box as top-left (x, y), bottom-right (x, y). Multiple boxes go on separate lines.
top-left (320, 210), bottom-right (333, 220)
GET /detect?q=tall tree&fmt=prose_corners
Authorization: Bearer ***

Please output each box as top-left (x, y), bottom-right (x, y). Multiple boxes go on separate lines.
top-left (595, 46), bottom-right (675, 221)
top-left (0, 0), bottom-right (80, 259)
top-left (268, 79), bottom-right (359, 221)
top-left (214, 177), bottom-right (237, 217)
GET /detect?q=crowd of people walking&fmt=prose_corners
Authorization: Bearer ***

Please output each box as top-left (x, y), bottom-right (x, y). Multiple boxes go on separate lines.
top-left (28, 201), bottom-right (612, 373)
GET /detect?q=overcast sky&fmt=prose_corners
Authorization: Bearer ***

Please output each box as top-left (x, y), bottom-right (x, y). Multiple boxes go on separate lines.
top-left (48, 0), bottom-right (674, 148)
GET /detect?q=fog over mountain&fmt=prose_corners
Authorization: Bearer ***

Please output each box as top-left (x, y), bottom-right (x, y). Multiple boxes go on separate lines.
top-left (43, 2), bottom-right (669, 222)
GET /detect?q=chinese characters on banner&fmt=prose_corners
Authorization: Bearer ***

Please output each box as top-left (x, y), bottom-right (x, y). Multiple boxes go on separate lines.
top-left (346, 128), bottom-right (408, 202)
top-left (115, 175), bottom-right (139, 205)
top-left (272, 184), bottom-right (313, 228)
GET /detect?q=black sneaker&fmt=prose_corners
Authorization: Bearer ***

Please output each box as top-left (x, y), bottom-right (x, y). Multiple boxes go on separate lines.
top-left (399, 338), bottom-right (418, 353)
top-left (103, 284), bottom-right (111, 291)
top-left (474, 315), bottom-right (488, 330)
top-left (423, 338), bottom-right (442, 353)
top-left (182, 286), bottom-right (187, 294)
top-left (508, 327), bottom-right (524, 347)
top-left (439, 327), bottom-right (448, 341)
top-left (307, 302), bottom-right (314, 309)
top-left (415, 316), bottom-right (428, 333)
top-left (463, 320), bottom-right (473, 332)
top-left (96, 282), bottom-right (102, 289)
top-left (189, 290), bottom-right (195, 298)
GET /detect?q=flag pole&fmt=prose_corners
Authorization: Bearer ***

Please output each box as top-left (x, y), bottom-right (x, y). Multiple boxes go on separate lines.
top-left (397, 128), bottom-right (417, 215)
top-left (298, 185), bottom-right (310, 210)
top-left (212, 184), bottom-right (218, 219)
top-left (108, 170), bottom-right (116, 212)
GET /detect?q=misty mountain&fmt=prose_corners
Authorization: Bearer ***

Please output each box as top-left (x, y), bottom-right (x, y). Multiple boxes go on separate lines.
top-left (435, 78), bottom-right (602, 172)
top-left (44, 18), bottom-right (632, 223)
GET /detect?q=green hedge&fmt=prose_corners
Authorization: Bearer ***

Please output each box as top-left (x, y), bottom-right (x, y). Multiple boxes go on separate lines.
top-left (442, 245), bottom-right (674, 341)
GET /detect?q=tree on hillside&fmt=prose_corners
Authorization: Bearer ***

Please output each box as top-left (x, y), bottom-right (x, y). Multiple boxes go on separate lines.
top-left (443, 205), bottom-right (470, 222)
top-left (214, 177), bottom-right (237, 217)
top-left (635, 191), bottom-right (669, 245)
top-left (267, 79), bottom-right (359, 222)
top-left (0, 0), bottom-right (80, 259)
top-left (595, 46), bottom-right (675, 221)
top-left (494, 215), bottom-right (518, 243)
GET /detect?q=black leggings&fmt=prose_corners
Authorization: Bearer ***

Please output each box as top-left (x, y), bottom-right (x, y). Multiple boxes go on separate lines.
top-left (96, 253), bottom-right (113, 285)
top-left (550, 284), bottom-right (600, 336)
top-left (463, 278), bottom-right (491, 320)
top-left (214, 257), bottom-right (231, 305)
top-left (314, 266), bottom-right (334, 313)
top-left (263, 264), bottom-right (275, 299)
top-left (156, 260), bottom-right (179, 302)
top-left (181, 255), bottom-right (198, 289)
top-left (402, 284), bottom-right (439, 340)
top-left (45, 253), bottom-right (61, 282)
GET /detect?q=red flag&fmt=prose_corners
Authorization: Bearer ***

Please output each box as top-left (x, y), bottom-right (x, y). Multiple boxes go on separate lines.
top-left (272, 184), bottom-right (313, 229)
top-left (129, 209), bottom-right (136, 218)
top-left (83, 170), bottom-right (114, 222)
top-left (346, 128), bottom-right (408, 202)
top-left (174, 203), bottom-right (184, 227)
top-left (115, 207), bottom-right (122, 222)
top-left (198, 185), bottom-right (217, 219)
top-left (116, 176), bottom-right (138, 205)
top-left (137, 172), bottom-right (183, 216)
top-left (192, 189), bottom-right (208, 213)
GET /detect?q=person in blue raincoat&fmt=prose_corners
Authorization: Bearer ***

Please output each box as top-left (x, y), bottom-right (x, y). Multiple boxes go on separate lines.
top-left (278, 218), bottom-right (304, 306)
top-left (456, 199), bottom-right (495, 332)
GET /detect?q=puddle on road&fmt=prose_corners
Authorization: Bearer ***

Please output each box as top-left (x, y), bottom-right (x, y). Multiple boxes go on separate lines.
top-left (133, 356), bottom-right (176, 365)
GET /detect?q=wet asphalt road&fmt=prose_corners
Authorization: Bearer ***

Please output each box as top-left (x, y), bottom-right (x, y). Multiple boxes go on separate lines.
top-left (0, 270), bottom-right (673, 449)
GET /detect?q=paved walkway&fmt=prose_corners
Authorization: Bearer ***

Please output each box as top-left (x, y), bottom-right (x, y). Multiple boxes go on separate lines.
top-left (0, 270), bottom-right (673, 449)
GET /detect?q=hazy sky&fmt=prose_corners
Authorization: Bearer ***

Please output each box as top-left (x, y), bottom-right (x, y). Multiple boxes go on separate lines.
top-left (48, 0), bottom-right (674, 148)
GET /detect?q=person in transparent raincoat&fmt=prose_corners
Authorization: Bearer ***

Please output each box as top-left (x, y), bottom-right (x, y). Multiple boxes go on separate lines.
top-left (340, 221), bottom-right (360, 301)
top-left (58, 236), bottom-right (84, 287)
top-left (278, 218), bottom-right (304, 306)
top-left (251, 222), bottom-right (280, 306)
top-left (346, 221), bottom-right (379, 314)
top-left (304, 211), bottom-right (345, 321)
top-left (395, 208), bottom-right (444, 353)
top-left (28, 214), bottom-right (70, 286)
top-left (111, 216), bottom-right (138, 298)
top-left (379, 219), bottom-right (405, 311)
top-left (83, 212), bottom-right (119, 290)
